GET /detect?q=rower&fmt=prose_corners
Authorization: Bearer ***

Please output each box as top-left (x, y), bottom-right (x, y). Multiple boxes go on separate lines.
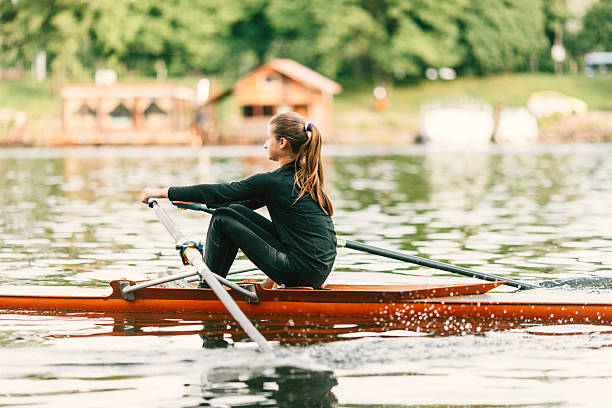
top-left (140, 112), bottom-right (337, 290)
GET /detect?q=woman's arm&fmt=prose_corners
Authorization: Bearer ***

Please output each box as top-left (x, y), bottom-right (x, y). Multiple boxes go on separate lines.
top-left (140, 187), bottom-right (169, 204)
top-left (168, 173), bottom-right (271, 207)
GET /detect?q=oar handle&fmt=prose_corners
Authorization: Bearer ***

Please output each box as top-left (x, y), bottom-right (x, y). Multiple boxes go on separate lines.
top-left (338, 238), bottom-right (538, 290)
top-left (171, 201), bottom-right (215, 214)
top-left (148, 198), bottom-right (185, 243)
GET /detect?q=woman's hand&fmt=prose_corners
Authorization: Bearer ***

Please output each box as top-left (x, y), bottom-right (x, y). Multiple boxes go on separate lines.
top-left (140, 187), bottom-right (169, 204)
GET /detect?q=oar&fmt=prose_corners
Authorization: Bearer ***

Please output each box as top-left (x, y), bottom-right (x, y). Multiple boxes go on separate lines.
top-left (171, 201), bottom-right (538, 290)
top-left (337, 240), bottom-right (612, 290)
top-left (337, 238), bottom-right (538, 290)
top-left (148, 198), bottom-right (272, 353)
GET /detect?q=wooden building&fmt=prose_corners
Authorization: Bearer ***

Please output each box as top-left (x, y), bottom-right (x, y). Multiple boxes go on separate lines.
top-left (200, 59), bottom-right (341, 143)
top-left (53, 83), bottom-right (201, 146)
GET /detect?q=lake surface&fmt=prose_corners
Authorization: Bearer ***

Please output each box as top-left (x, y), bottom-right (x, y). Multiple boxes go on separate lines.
top-left (1, 144), bottom-right (612, 407)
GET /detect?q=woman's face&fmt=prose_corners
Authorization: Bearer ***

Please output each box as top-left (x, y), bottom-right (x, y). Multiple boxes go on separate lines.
top-left (264, 124), bottom-right (281, 161)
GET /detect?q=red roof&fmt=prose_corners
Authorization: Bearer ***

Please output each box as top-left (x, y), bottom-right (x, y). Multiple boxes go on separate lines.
top-left (204, 59), bottom-right (341, 105)
top-left (262, 59), bottom-right (342, 94)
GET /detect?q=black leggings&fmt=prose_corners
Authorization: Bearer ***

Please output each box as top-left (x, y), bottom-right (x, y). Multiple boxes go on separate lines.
top-left (204, 204), bottom-right (308, 286)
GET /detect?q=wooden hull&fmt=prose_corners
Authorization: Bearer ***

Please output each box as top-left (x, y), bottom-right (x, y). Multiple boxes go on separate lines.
top-left (417, 291), bottom-right (612, 323)
top-left (1, 280), bottom-right (611, 323)
top-left (0, 280), bottom-right (499, 314)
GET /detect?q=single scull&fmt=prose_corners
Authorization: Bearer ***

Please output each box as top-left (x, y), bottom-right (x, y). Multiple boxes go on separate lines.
top-left (1, 280), bottom-right (610, 324)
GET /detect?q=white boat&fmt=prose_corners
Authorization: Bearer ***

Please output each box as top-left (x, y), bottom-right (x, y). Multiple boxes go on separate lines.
top-left (418, 97), bottom-right (494, 146)
top-left (494, 107), bottom-right (539, 143)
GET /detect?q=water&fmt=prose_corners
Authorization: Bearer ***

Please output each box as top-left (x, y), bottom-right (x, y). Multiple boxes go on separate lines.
top-left (1, 144), bottom-right (612, 407)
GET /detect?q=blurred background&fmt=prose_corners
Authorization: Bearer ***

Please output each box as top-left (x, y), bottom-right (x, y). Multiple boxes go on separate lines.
top-left (1, 0), bottom-right (611, 146)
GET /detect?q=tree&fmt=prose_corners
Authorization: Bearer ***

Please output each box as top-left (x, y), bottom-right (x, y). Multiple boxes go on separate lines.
top-left (539, 0), bottom-right (570, 72)
top-left (0, 0), bottom-right (568, 80)
top-left (460, 0), bottom-right (548, 74)
top-left (265, 0), bottom-right (322, 69)
top-left (125, 0), bottom-right (221, 75)
top-left (86, 1), bottom-right (140, 71)
top-left (0, 0), bottom-right (128, 78)
top-left (386, 0), bottom-right (467, 77)
top-left (314, 0), bottom-right (387, 77)
top-left (0, 0), bottom-right (90, 76)
top-left (577, 0), bottom-right (612, 52)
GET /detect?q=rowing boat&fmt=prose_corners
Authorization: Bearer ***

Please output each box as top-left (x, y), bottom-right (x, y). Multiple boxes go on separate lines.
top-left (1, 279), bottom-right (611, 324)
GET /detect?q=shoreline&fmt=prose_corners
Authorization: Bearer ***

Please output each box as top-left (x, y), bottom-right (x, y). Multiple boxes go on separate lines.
top-left (538, 111), bottom-right (612, 143)
top-left (2, 111), bottom-right (611, 146)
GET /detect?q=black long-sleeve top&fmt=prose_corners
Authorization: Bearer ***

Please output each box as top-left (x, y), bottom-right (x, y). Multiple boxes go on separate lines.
top-left (168, 162), bottom-right (336, 283)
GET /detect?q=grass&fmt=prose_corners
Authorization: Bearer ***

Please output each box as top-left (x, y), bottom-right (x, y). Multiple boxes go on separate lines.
top-left (0, 79), bottom-right (58, 119)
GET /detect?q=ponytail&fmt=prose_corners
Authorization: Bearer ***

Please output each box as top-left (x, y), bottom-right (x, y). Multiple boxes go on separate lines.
top-left (269, 112), bottom-right (334, 216)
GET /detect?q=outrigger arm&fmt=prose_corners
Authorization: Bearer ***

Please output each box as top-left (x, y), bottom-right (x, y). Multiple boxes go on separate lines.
top-left (120, 267), bottom-right (258, 301)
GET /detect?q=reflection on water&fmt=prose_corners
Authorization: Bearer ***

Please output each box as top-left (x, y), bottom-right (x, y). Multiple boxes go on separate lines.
top-left (1, 310), bottom-right (530, 349)
top-left (2, 144), bottom-right (612, 406)
top-left (197, 365), bottom-right (338, 407)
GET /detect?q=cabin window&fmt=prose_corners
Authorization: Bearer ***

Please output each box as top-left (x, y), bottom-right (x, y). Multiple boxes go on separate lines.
top-left (242, 105), bottom-right (275, 118)
top-left (144, 101), bottom-right (167, 118)
top-left (110, 103), bottom-right (132, 128)
top-left (242, 105), bottom-right (254, 117)
top-left (263, 105), bottom-right (275, 116)
top-left (76, 103), bottom-right (96, 116)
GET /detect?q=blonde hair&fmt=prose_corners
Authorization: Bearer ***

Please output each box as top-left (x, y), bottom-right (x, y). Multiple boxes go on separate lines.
top-left (269, 112), bottom-right (333, 216)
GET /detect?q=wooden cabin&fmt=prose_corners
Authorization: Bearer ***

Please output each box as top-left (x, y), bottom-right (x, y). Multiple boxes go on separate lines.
top-left (53, 83), bottom-right (201, 146)
top-left (200, 59), bottom-right (341, 143)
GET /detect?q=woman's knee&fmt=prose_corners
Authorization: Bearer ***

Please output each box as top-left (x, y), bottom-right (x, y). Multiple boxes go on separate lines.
top-left (228, 203), bottom-right (248, 212)
top-left (209, 208), bottom-right (236, 233)
top-left (227, 203), bottom-right (253, 219)
top-left (214, 206), bottom-right (258, 232)
top-left (212, 206), bottom-right (247, 223)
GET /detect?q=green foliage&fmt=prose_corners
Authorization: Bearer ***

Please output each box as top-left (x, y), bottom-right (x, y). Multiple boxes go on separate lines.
top-left (315, 0), bottom-right (386, 77)
top-left (0, 0), bottom-right (604, 80)
top-left (0, 79), bottom-right (57, 118)
top-left (542, 0), bottom-right (570, 40)
top-left (461, 0), bottom-right (548, 74)
top-left (88, 1), bottom-right (140, 67)
top-left (387, 0), bottom-right (466, 76)
top-left (265, 0), bottom-right (321, 67)
top-left (577, 0), bottom-right (612, 52)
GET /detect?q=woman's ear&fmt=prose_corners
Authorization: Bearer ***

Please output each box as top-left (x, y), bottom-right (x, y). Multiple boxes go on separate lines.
top-left (278, 137), bottom-right (289, 149)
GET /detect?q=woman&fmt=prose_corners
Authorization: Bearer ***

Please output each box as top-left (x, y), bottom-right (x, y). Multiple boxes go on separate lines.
top-left (140, 112), bottom-right (336, 288)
